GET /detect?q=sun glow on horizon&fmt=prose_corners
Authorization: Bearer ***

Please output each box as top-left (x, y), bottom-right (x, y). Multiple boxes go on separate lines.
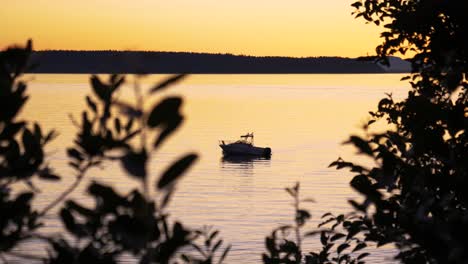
top-left (2, 0), bottom-right (382, 57)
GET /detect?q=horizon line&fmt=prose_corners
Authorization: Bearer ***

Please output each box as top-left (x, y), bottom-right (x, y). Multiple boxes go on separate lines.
top-left (30, 49), bottom-right (379, 60)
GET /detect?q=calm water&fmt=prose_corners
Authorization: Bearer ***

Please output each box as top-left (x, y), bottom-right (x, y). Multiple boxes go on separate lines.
top-left (18, 74), bottom-right (409, 263)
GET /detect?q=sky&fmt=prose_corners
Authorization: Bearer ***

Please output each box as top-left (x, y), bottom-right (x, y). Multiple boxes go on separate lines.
top-left (1, 0), bottom-right (383, 57)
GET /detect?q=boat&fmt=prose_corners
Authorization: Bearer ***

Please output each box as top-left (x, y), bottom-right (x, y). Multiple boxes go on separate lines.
top-left (219, 133), bottom-right (271, 157)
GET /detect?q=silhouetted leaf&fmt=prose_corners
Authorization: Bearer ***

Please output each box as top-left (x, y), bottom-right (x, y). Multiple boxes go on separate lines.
top-left (86, 96), bottom-right (97, 113)
top-left (22, 128), bottom-right (37, 150)
top-left (330, 233), bottom-right (346, 241)
top-left (110, 74), bottom-right (125, 91)
top-left (43, 129), bottom-right (58, 144)
top-left (153, 115), bottom-right (183, 148)
top-left (88, 182), bottom-right (124, 213)
top-left (212, 239), bottom-right (222, 252)
top-left (218, 244), bottom-right (231, 264)
top-left (115, 101), bottom-right (142, 118)
top-left (60, 209), bottom-right (86, 238)
top-left (357, 252), bottom-right (370, 260)
top-left (157, 153), bottom-right (198, 189)
top-left (33, 123), bottom-right (42, 140)
top-left (348, 199), bottom-right (367, 211)
top-left (90, 75), bottom-right (110, 102)
top-left (67, 148), bottom-right (83, 161)
top-left (345, 136), bottom-right (373, 156)
top-left (66, 201), bottom-right (94, 218)
top-left (337, 243), bottom-right (350, 254)
top-left (285, 187), bottom-right (295, 197)
top-left (15, 192), bottom-right (34, 205)
top-left (320, 231), bottom-right (328, 245)
top-left (68, 161), bottom-right (81, 171)
top-left (38, 167), bottom-right (61, 181)
top-left (319, 217), bottom-right (336, 227)
top-left (353, 242), bottom-right (367, 252)
top-left (296, 209), bottom-right (311, 226)
top-left (351, 1), bottom-right (362, 8)
top-left (120, 150), bottom-right (147, 179)
top-left (147, 97), bottom-right (183, 128)
top-left (322, 212), bottom-right (334, 218)
top-left (0, 121), bottom-right (24, 139)
top-left (209, 231), bottom-right (220, 241)
top-left (350, 175), bottom-right (381, 201)
top-left (150, 74), bottom-right (187, 94)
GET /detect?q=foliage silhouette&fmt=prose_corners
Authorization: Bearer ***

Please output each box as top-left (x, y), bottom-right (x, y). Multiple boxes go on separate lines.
top-left (264, 1), bottom-right (467, 263)
top-left (325, 1), bottom-right (468, 263)
top-left (4, 1), bottom-right (467, 262)
top-left (0, 41), bottom-right (230, 264)
top-left (262, 183), bottom-right (370, 264)
top-left (0, 40), bottom-right (59, 260)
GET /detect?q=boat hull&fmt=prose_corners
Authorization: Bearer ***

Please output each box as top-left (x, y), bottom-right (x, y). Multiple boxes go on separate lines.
top-left (220, 143), bottom-right (271, 157)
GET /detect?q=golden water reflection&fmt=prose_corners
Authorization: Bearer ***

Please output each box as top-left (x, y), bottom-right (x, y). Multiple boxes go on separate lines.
top-left (20, 74), bottom-right (408, 263)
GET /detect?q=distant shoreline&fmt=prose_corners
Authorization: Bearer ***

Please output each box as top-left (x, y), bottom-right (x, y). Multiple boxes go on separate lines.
top-left (27, 51), bottom-right (410, 74)
top-left (27, 72), bottom-right (406, 75)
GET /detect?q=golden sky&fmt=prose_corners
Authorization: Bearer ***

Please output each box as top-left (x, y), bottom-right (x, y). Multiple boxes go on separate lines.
top-left (2, 0), bottom-right (382, 57)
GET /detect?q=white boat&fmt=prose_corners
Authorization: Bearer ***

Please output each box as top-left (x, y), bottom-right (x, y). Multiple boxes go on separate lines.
top-left (219, 133), bottom-right (271, 157)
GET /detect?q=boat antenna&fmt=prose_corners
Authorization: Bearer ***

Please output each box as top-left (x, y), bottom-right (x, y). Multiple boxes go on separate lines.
top-left (241, 132), bottom-right (254, 144)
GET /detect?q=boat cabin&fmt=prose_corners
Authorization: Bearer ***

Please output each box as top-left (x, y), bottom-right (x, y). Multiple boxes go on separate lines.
top-left (220, 133), bottom-right (254, 146)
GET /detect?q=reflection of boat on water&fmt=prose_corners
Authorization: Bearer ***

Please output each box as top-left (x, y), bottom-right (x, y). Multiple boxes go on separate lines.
top-left (220, 152), bottom-right (271, 177)
top-left (221, 155), bottom-right (270, 164)
top-left (219, 133), bottom-right (271, 157)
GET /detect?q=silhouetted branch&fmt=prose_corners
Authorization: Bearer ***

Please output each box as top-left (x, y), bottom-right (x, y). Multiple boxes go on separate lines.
top-left (38, 161), bottom-right (92, 216)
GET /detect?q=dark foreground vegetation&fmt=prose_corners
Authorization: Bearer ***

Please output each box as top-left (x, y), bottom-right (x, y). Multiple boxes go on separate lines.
top-left (0, 0), bottom-right (467, 263)
top-left (28, 51), bottom-right (407, 74)
top-left (262, 0), bottom-right (468, 263)
top-left (0, 42), bottom-right (229, 263)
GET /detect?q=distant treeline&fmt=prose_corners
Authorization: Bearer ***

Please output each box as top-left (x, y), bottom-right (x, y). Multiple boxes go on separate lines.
top-left (26, 51), bottom-right (409, 74)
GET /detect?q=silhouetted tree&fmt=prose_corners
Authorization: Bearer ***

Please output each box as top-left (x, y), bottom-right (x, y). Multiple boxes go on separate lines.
top-left (264, 1), bottom-right (467, 263)
top-left (29, 51), bottom-right (387, 74)
top-left (0, 41), bottom-right (229, 264)
top-left (326, 1), bottom-right (468, 263)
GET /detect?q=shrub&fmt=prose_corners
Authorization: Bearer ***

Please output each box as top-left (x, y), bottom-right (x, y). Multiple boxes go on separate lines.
top-left (0, 41), bottom-right (229, 264)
